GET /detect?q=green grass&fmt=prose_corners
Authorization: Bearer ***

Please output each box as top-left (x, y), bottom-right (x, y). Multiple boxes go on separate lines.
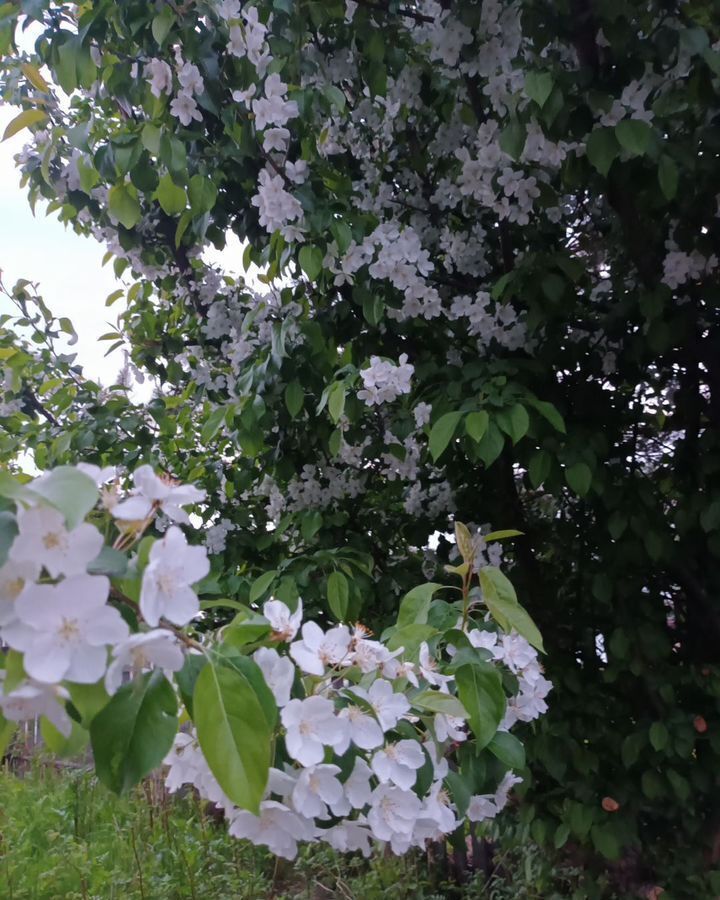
top-left (0, 759), bottom-right (591, 900)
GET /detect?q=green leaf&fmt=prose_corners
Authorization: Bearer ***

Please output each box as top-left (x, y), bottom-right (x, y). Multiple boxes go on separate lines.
top-left (396, 583), bottom-right (444, 628)
top-left (68, 681), bottom-right (111, 727)
top-left (188, 174), bottom-right (217, 216)
top-left (223, 611), bottom-right (271, 648)
top-left (141, 124), bottom-right (162, 154)
top-left (328, 381), bottom-right (346, 423)
top-left (496, 403), bottom-right (529, 444)
top-left (21, 62), bottom-right (50, 93)
top-left (2, 108), bottom-right (47, 141)
top-left (412, 690), bottom-right (467, 719)
top-left (219, 653), bottom-right (278, 730)
top-left (0, 511), bottom-right (18, 567)
top-left (193, 659), bottom-right (271, 813)
top-left (385, 624), bottom-right (438, 655)
top-left (41, 717), bottom-right (88, 757)
top-left (658, 156), bottom-right (678, 201)
top-left (524, 71), bottom-right (553, 107)
top-left (487, 731), bottom-right (525, 769)
top-left (454, 661), bottom-right (506, 750)
top-left (151, 7), bottom-right (175, 45)
top-left (201, 405), bottom-right (227, 443)
top-left (586, 127), bottom-right (620, 176)
top-left (591, 824), bottom-right (621, 860)
top-left (465, 411), bottom-right (489, 443)
top-left (156, 174), bottom-right (187, 216)
top-left (108, 183), bottom-right (142, 230)
top-left (649, 721), bottom-right (669, 752)
top-left (565, 462), bottom-right (592, 497)
top-left (498, 120), bottom-right (526, 161)
top-left (90, 671), bottom-right (178, 794)
top-left (429, 411), bottom-right (462, 462)
top-left (526, 398), bottom-right (566, 433)
top-left (29, 466), bottom-right (98, 529)
top-left (0, 472), bottom-right (35, 504)
top-left (445, 770), bottom-right (472, 818)
top-left (615, 119), bottom-right (653, 157)
top-left (298, 245), bottom-right (324, 281)
top-left (483, 529), bottom-right (523, 543)
top-left (175, 653), bottom-right (207, 717)
top-left (249, 569), bottom-right (278, 604)
top-left (528, 451), bottom-right (552, 488)
top-left (476, 423), bottom-right (505, 467)
top-left (285, 381), bottom-right (304, 418)
top-left (327, 570), bottom-right (350, 621)
top-left (323, 84), bottom-right (346, 111)
top-left (87, 546), bottom-right (128, 577)
top-left (480, 567), bottom-right (544, 652)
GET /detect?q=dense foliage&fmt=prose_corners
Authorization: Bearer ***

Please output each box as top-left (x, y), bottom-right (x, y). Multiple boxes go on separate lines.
top-left (1, 0), bottom-right (720, 894)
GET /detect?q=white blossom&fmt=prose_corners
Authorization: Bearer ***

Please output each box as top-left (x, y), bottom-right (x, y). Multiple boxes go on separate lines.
top-left (253, 646), bottom-right (295, 707)
top-left (2, 574), bottom-right (127, 684)
top-left (228, 801), bottom-right (315, 860)
top-left (289, 621), bottom-right (352, 676)
top-left (9, 506), bottom-right (103, 579)
top-left (0, 559), bottom-right (39, 625)
top-left (145, 58), bottom-right (173, 98)
top-left (105, 630), bottom-right (185, 695)
top-left (291, 764), bottom-right (345, 819)
top-left (170, 90), bottom-right (203, 126)
top-left (371, 740), bottom-right (426, 790)
top-left (140, 526), bottom-right (210, 626)
top-left (0, 678), bottom-right (72, 737)
top-left (112, 465), bottom-right (205, 524)
top-left (281, 695), bottom-right (349, 766)
top-left (263, 598), bottom-right (302, 642)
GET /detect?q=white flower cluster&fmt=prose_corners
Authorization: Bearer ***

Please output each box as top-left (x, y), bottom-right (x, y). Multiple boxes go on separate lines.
top-left (0, 466), bottom-right (209, 732)
top-left (164, 596), bottom-right (550, 860)
top-left (145, 55), bottom-right (205, 127)
top-left (357, 354), bottom-right (415, 407)
top-left (661, 248), bottom-right (717, 291)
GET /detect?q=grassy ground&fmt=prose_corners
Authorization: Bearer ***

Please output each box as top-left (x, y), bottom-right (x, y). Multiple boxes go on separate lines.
top-left (0, 758), bottom-right (589, 900)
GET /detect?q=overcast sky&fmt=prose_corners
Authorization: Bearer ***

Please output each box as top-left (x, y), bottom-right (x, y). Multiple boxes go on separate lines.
top-left (0, 103), bottom-right (128, 383)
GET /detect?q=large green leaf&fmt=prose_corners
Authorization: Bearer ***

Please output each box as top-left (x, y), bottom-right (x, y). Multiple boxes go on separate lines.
top-left (192, 658), bottom-right (271, 813)
top-left (188, 174), bottom-right (217, 215)
top-left (524, 70), bottom-right (553, 107)
top-left (495, 403), bottom-right (529, 444)
top-left (396, 583), bottom-right (444, 628)
top-left (249, 569), bottom-right (278, 603)
top-left (615, 119), bottom-right (653, 156)
top-left (327, 570), bottom-right (350, 621)
top-left (412, 689), bottom-right (467, 719)
top-left (108, 183), bottom-right (142, 229)
top-left (586, 127), bottom-right (619, 176)
top-left (487, 731), bottom-right (525, 769)
top-left (480, 567), bottom-right (544, 652)
top-left (298, 245), bottom-right (323, 281)
top-left (454, 661), bottom-right (506, 750)
top-left (156, 174), bottom-right (187, 216)
top-left (565, 462), bottom-right (592, 497)
top-left (385, 624), bottom-right (438, 654)
top-left (90, 671), bottom-right (178, 794)
top-left (429, 412), bottom-right (462, 461)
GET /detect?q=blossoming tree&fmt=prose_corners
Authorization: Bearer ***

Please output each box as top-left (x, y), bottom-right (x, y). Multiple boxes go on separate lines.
top-left (0, 461), bottom-right (548, 860)
top-left (1, 0), bottom-right (719, 892)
